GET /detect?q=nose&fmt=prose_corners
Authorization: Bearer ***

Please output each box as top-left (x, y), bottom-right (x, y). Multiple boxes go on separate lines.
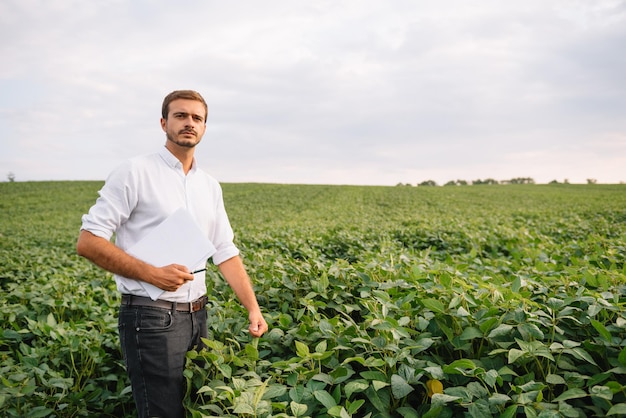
top-left (183, 116), bottom-right (198, 129)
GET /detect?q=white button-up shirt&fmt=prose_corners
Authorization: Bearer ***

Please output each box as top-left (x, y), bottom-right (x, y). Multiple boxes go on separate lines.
top-left (81, 146), bottom-right (240, 302)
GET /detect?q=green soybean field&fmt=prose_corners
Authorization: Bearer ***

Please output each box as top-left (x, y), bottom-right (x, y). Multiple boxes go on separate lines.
top-left (1, 181), bottom-right (625, 418)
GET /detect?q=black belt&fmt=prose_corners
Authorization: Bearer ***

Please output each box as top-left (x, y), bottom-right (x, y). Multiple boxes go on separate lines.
top-left (121, 294), bottom-right (208, 313)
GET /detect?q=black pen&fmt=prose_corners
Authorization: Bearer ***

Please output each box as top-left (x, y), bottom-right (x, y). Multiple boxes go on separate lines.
top-left (191, 268), bottom-right (207, 274)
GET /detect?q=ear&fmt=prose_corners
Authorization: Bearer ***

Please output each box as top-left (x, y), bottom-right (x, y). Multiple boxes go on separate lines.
top-left (160, 118), bottom-right (167, 131)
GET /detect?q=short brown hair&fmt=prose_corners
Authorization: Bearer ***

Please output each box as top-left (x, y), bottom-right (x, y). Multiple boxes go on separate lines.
top-left (161, 90), bottom-right (208, 121)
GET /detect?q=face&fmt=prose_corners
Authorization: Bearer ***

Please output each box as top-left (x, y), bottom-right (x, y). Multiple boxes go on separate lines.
top-left (160, 99), bottom-right (207, 148)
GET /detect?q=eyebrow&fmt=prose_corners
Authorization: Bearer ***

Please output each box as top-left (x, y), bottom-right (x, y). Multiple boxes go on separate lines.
top-left (172, 111), bottom-right (204, 122)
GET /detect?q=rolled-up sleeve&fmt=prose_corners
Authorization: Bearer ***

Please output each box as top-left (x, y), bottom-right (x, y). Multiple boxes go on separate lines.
top-left (80, 161), bottom-right (136, 242)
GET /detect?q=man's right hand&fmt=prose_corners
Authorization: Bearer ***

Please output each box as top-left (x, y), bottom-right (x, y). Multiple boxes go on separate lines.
top-left (148, 264), bottom-right (195, 292)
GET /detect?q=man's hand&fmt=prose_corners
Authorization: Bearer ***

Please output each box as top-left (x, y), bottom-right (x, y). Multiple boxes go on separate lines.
top-left (149, 264), bottom-right (195, 292)
top-left (248, 310), bottom-right (268, 337)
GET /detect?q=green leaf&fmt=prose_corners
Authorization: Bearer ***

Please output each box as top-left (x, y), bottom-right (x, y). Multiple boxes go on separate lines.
top-left (500, 405), bottom-right (519, 418)
top-left (372, 379), bottom-right (389, 391)
top-left (422, 406), bottom-right (444, 418)
top-left (478, 317), bottom-right (499, 334)
top-left (314, 390), bottom-right (337, 409)
top-left (391, 374), bottom-right (414, 399)
top-left (523, 405), bottom-right (538, 418)
top-left (244, 342), bottom-right (259, 361)
top-left (319, 318), bottom-right (334, 334)
top-left (0, 329), bottom-right (22, 342)
top-left (546, 374), bottom-right (566, 385)
top-left (396, 406), bottom-right (419, 418)
top-left (568, 347), bottom-right (598, 366)
top-left (365, 386), bottom-right (387, 412)
top-left (436, 319), bottom-right (455, 341)
top-left (591, 319), bottom-right (612, 342)
top-left (431, 393), bottom-right (462, 407)
top-left (233, 403), bottom-right (255, 414)
top-left (217, 363), bottom-right (232, 378)
top-left (312, 373), bottom-right (333, 385)
top-left (345, 379), bottom-right (369, 399)
top-left (360, 370), bottom-right (387, 381)
top-left (456, 306), bottom-right (470, 317)
top-left (262, 384), bottom-right (287, 400)
top-left (289, 385), bottom-right (306, 402)
top-left (517, 322), bottom-right (544, 340)
top-left (295, 340), bottom-right (310, 358)
top-left (424, 365), bottom-right (445, 380)
top-left (588, 371), bottom-right (611, 387)
top-left (488, 324), bottom-right (513, 338)
top-left (488, 393), bottom-right (510, 405)
top-left (459, 327), bottom-right (483, 341)
top-left (482, 369), bottom-right (500, 388)
top-left (517, 339), bottom-right (554, 361)
top-left (327, 405), bottom-right (349, 418)
top-left (347, 399), bottom-right (365, 415)
top-left (619, 346), bottom-right (626, 367)
top-left (364, 357), bottom-right (386, 368)
top-left (605, 380), bottom-right (623, 393)
top-left (590, 385), bottom-right (613, 401)
top-left (315, 340), bottom-right (328, 353)
top-left (553, 388), bottom-right (587, 402)
top-left (24, 406), bottom-right (55, 418)
top-left (496, 367), bottom-right (516, 382)
top-left (468, 399), bottom-right (491, 417)
top-left (422, 298), bottom-right (445, 313)
top-left (518, 381), bottom-right (545, 393)
top-left (343, 355), bottom-right (366, 366)
top-left (46, 313), bottom-right (57, 327)
top-left (330, 366), bottom-right (352, 384)
top-left (443, 359), bottom-right (476, 374)
top-left (290, 401), bottom-right (308, 417)
top-left (562, 339), bottom-right (581, 348)
top-left (607, 403), bottom-right (626, 416)
top-left (319, 273), bottom-right (329, 292)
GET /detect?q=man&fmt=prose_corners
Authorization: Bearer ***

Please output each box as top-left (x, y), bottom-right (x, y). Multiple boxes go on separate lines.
top-left (77, 90), bottom-right (268, 418)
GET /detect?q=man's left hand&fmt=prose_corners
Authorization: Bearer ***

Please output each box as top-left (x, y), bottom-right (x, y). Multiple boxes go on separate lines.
top-left (248, 311), bottom-right (268, 337)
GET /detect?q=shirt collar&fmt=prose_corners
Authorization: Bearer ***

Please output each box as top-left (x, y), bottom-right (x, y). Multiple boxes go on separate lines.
top-left (158, 146), bottom-right (197, 173)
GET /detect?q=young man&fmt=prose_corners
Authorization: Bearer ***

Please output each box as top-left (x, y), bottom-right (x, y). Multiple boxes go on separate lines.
top-left (77, 90), bottom-right (268, 418)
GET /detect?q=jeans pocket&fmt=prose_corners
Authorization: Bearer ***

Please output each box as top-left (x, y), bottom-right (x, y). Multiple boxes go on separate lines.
top-left (136, 308), bottom-right (174, 332)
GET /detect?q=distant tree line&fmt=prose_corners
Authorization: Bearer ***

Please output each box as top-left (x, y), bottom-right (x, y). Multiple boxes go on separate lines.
top-left (396, 177), bottom-right (604, 187)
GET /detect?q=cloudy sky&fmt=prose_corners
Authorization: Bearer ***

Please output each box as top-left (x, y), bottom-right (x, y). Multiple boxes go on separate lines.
top-left (1, 0), bottom-right (625, 185)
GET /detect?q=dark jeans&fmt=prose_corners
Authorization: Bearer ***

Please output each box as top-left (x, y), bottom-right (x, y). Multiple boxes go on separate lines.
top-left (118, 304), bottom-right (208, 418)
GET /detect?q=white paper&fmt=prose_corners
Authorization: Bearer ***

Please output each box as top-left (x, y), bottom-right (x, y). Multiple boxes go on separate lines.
top-left (127, 208), bottom-right (216, 300)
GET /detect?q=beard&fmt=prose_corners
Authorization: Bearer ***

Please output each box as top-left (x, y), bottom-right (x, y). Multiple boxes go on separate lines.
top-left (166, 129), bottom-right (200, 148)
